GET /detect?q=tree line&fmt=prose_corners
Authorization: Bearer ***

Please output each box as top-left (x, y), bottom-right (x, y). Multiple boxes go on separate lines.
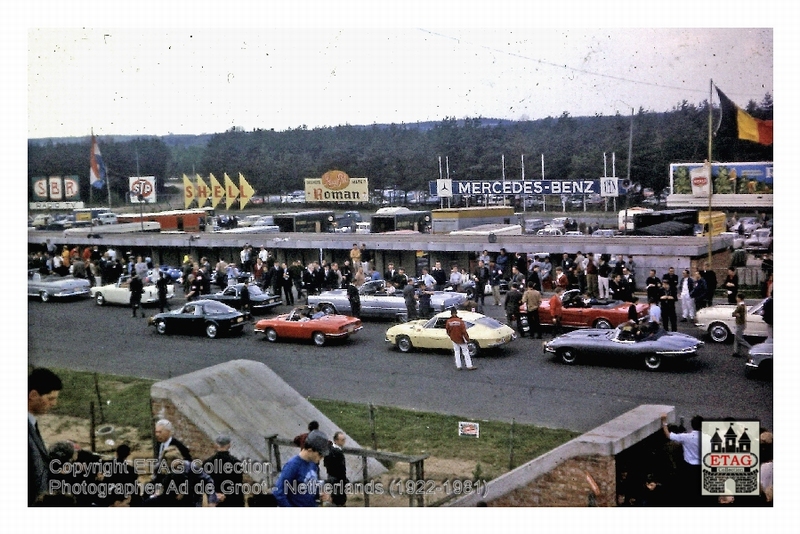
top-left (28, 95), bottom-right (772, 204)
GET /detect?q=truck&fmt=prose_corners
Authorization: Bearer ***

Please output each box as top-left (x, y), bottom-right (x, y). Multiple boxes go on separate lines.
top-left (73, 207), bottom-right (112, 224)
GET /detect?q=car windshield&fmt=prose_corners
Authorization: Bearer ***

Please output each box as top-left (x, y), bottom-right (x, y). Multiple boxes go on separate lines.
top-left (248, 285), bottom-right (265, 296)
top-left (202, 301), bottom-right (236, 315)
top-left (612, 322), bottom-right (664, 342)
top-left (474, 316), bottom-right (502, 329)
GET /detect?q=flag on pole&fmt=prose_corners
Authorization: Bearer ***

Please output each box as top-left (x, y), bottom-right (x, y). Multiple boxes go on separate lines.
top-left (89, 134), bottom-right (107, 189)
top-left (715, 87), bottom-right (773, 146)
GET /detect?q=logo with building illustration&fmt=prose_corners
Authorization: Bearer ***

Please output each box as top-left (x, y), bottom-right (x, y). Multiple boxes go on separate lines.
top-left (701, 421), bottom-right (760, 496)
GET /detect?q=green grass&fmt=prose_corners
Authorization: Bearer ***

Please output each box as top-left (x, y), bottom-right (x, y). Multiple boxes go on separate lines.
top-left (39, 367), bottom-right (156, 440)
top-left (35, 368), bottom-right (579, 479)
top-left (309, 399), bottom-right (579, 478)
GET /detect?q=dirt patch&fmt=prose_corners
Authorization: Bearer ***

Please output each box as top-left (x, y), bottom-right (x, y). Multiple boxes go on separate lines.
top-left (37, 414), bottom-right (151, 458)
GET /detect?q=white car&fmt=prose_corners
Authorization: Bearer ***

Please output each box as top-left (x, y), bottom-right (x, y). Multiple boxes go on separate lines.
top-left (744, 228), bottom-right (772, 252)
top-left (720, 232), bottom-right (746, 250)
top-left (694, 298), bottom-right (770, 343)
top-left (536, 226), bottom-right (564, 236)
top-left (90, 275), bottom-right (174, 307)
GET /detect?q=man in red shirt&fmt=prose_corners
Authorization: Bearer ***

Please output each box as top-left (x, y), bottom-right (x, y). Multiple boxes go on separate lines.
top-left (549, 287), bottom-right (564, 337)
top-left (445, 308), bottom-right (476, 370)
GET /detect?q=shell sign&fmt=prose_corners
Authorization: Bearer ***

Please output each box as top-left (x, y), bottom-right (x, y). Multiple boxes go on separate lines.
top-left (305, 170), bottom-right (368, 202)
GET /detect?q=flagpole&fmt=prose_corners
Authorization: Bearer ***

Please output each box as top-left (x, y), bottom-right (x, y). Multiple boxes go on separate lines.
top-left (707, 79), bottom-right (713, 267)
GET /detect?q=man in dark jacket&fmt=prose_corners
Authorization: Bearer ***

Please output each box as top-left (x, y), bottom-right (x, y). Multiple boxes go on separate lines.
top-left (203, 434), bottom-right (244, 507)
top-left (504, 283), bottom-right (523, 334)
top-left (129, 273), bottom-right (145, 317)
top-left (323, 431), bottom-right (349, 506)
top-left (691, 272), bottom-right (708, 312)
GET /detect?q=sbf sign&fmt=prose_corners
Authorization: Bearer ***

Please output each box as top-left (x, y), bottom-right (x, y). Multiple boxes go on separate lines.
top-left (129, 176), bottom-right (156, 203)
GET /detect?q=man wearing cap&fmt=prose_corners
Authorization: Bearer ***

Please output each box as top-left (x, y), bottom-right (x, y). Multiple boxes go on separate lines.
top-left (273, 429), bottom-right (332, 507)
top-left (445, 308), bottom-right (476, 370)
top-left (203, 434), bottom-right (244, 507)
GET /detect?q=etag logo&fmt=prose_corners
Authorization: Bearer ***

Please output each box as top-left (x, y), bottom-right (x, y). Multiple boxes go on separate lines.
top-left (701, 421), bottom-right (760, 496)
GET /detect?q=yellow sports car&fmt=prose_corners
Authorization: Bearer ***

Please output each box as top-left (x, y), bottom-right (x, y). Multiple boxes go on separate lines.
top-left (385, 310), bottom-right (516, 357)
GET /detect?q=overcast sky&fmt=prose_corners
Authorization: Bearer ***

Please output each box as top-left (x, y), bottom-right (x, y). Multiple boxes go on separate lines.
top-left (28, 26), bottom-right (774, 139)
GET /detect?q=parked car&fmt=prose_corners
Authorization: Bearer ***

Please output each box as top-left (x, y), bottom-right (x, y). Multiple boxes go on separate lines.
top-left (148, 300), bottom-right (246, 339)
top-left (543, 322), bottom-right (704, 371)
top-left (385, 310), bottom-right (516, 358)
top-left (720, 232), bottom-right (746, 250)
top-left (694, 298), bottom-right (770, 343)
top-left (28, 269), bottom-right (91, 302)
top-left (536, 226), bottom-right (564, 236)
top-left (733, 217), bottom-right (761, 236)
top-left (592, 229), bottom-right (619, 237)
top-left (531, 289), bottom-right (649, 330)
top-left (743, 228), bottom-right (773, 252)
top-left (150, 265), bottom-right (184, 283)
top-left (308, 279), bottom-right (465, 321)
top-left (254, 306), bottom-right (362, 346)
top-left (745, 339), bottom-right (773, 378)
top-left (91, 274), bottom-right (174, 306)
top-left (204, 283), bottom-right (282, 313)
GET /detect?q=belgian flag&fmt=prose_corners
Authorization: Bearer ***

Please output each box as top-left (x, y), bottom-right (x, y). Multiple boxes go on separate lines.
top-left (715, 87), bottom-right (773, 146)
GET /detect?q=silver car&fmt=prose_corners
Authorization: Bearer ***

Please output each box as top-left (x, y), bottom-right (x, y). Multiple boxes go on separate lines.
top-left (308, 279), bottom-right (466, 321)
top-left (28, 269), bottom-right (91, 302)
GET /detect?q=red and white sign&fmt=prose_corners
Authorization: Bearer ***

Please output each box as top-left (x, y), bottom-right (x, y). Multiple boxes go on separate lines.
top-left (690, 164), bottom-right (712, 197)
top-left (129, 176), bottom-right (156, 203)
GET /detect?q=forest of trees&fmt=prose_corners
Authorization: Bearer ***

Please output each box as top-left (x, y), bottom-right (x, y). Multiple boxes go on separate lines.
top-left (28, 95), bottom-right (772, 205)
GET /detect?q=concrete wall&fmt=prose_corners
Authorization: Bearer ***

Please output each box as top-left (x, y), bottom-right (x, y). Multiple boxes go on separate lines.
top-left (448, 404), bottom-right (675, 507)
top-left (150, 359), bottom-right (387, 484)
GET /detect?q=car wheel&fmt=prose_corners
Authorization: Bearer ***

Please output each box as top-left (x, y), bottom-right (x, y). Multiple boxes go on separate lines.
top-left (644, 354), bottom-right (662, 371)
top-left (312, 331), bottom-right (326, 346)
top-left (396, 335), bottom-right (413, 353)
top-left (594, 319), bottom-right (612, 329)
top-left (264, 328), bottom-right (278, 342)
top-left (708, 322), bottom-right (731, 343)
top-left (321, 304), bottom-right (336, 315)
top-left (559, 349), bottom-right (578, 365)
top-left (94, 293), bottom-right (105, 306)
top-left (467, 341), bottom-right (479, 358)
top-left (39, 291), bottom-right (50, 302)
top-left (205, 323), bottom-right (218, 339)
top-left (155, 320), bottom-right (167, 335)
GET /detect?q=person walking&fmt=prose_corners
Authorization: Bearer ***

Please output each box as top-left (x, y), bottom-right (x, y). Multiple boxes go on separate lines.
top-left (156, 269), bottom-right (171, 313)
top-left (503, 283), bottom-right (523, 335)
top-left (659, 280), bottom-right (678, 332)
top-left (445, 308), bottom-right (476, 370)
top-left (129, 273), bottom-right (145, 317)
top-left (549, 287), bottom-right (564, 337)
top-left (522, 281), bottom-right (543, 339)
top-left (732, 293), bottom-right (752, 357)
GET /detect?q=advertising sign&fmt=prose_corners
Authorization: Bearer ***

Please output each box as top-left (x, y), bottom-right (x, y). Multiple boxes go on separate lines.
top-left (129, 176), bottom-right (156, 203)
top-left (428, 179), bottom-right (601, 196)
top-left (305, 170), bottom-right (369, 202)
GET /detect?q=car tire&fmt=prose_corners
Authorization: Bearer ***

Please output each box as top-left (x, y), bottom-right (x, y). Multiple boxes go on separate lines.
top-left (205, 323), bottom-right (218, 339)
top-left (397, 335), bottom-right (413, 353)
top-left (559, 349), bottom-right (577, 365)
top-left (39, 291), bottom-right (50, 303)
top-left (644, 355), bottom-right (662, 371)
top-left (708, 322), bottom-right (731, 343)
top-left (264, 328), bottom-right (278, 342)
top-left (321, 304), bottom-right (336, 315)
top-left (312, 331), bottom-right (326, 346)
top-left (155, 320), bottom-right (167, 335)
top-left (467, 341), bottom-right (479, 358)
top-left (594, 318), bottom-right (612, 329)
top-left (95, 293), bottom-right (105, 306)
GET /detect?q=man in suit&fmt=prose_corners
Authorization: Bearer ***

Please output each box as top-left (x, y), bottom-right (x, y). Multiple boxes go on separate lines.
top-left (29, 368), bottom-right (63, 505)
top-left (154, 419), bottom-right (192, 463)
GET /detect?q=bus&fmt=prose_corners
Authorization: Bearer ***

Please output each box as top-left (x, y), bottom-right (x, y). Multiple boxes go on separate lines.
top-left (370, 207), bottom-right (431, 233)
top-left (618, 207), bottom-right (654, 231)
top-left (117, 208), bottom-right (213, 232)
top-left (273, 210), bottom-right (336, 233)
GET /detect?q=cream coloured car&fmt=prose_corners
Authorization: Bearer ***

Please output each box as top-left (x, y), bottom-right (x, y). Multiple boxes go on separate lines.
top-left (694, 298), bottom-right (770, 343)
top-left (90, 275), bottom-right (174, 307)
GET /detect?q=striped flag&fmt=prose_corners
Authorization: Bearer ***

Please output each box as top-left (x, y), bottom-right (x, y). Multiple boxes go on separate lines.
top-left (89, 134), bottom-right (107, 189)
top-left (715, 87), bottom-right (773, 146)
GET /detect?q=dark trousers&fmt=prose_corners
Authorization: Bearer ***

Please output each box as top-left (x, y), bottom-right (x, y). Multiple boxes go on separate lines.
top-left (662, 304), bottom-right (677, 331)
top-left (527, 310), bottom-right (541, 338)
top-left (475, 283), bottom-right (486, 304)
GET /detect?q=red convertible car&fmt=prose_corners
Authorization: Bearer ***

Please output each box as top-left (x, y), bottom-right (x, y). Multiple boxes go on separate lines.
top-left (254, 306), bottom-right (362, 346)
top-left (533, 289), bottom-right (650, 330)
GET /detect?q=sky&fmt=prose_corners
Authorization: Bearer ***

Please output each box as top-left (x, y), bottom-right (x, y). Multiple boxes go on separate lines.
top-left (27, 26), bottom-right (774, 139)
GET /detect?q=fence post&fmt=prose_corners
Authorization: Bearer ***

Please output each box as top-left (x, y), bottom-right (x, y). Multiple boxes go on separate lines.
top-left (508, 418), bottom-right (516, 470)
top-left (90, 401), bottom-right (96, 453)
top-left (369, 403), bottom-right (377, 450)
top-left (362, 454), bottom-right (369, 507)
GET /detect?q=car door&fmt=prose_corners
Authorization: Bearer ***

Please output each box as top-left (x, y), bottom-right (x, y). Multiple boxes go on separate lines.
top-left (107, 276), bottom-right (131, 305)
top-left (219, 285), bottom-right (240, 308)
top-left (414, 316), bottom-right (451, 350)
top-left (746, 301), bottom-right (769, 338)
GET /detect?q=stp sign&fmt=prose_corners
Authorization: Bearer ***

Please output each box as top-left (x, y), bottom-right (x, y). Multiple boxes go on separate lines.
top-left (129, 176), bottom-right (156, 203)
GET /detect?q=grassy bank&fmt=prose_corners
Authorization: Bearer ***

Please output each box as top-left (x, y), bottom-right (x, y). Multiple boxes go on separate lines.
top-left (38, 367), bottom-right (578, 478)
